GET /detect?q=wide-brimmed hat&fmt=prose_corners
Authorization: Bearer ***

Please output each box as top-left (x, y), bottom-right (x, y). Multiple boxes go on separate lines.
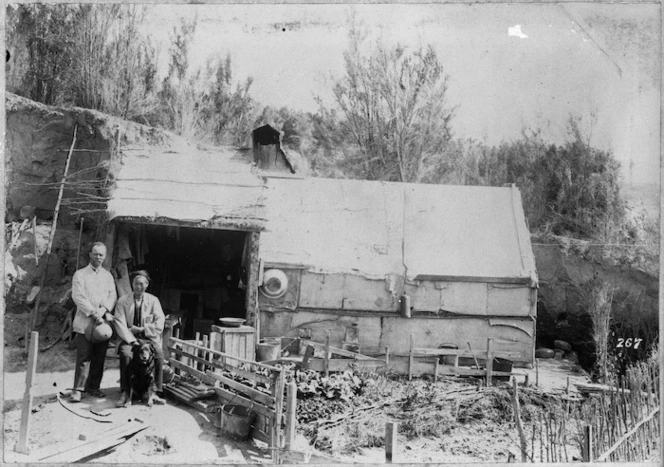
top-left (85, 321), bottom-right (113, 343)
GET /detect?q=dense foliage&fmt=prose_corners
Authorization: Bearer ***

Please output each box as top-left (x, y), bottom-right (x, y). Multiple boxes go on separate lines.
top-left (6, 4), bottom-right (255, 145)
top-left (7, 4), bottom-right (641, 245)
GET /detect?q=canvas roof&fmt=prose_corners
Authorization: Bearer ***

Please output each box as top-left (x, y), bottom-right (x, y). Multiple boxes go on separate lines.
top-left (107, 144), bottom-right (267, 231)
top-left (107, 145), bottom-right (537, 284)
top-left (260, 178), bottom-right (538, 283)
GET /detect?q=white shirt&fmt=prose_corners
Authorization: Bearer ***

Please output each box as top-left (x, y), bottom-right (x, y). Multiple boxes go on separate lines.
top-left (71, 263), bottom-right (117, 334)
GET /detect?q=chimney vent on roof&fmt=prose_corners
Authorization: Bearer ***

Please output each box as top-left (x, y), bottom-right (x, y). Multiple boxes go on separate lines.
top-left (251, 124), bottom-right (296, 174)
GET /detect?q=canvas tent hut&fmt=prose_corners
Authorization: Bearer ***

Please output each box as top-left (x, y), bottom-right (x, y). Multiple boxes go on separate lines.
top-left (106, 124), bottom-right (538, 365)
top-left (5, 90), bottom-right (537, 367)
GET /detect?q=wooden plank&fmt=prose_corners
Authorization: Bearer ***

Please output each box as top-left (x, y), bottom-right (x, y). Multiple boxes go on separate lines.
top-left (414, 274), bottom-right (531, 285)
top-left (213, 387), bottom-right (273, 418)
top-left (35, 420), bottom-right (141, 460)
top-left (245, 231), bottom-right (260, 334)
top-left (486, 338), bottom-right (494, 387)
top-left (221, 364), bottom-right (272, 386)
top-left (582, 425), bottom-right (593, 462)
top-left (170, 337), bottom-right (278, 371)
top-left (170, 347), bottom-right (235, 374)
top-left (306, 358), bottom-right (386, 373)
top-left (512, 379), bottom-right (528, 462)
top-left (300, 339), bottom-right (379, 361)
top-left (299, 345), bottom-right (314, 369)
top-left (387, 357), bottom-right (517, 378)
top-left (596, 407), bottom-right (660, 461)
top-left (324, 332), bottom-right (330, 377)
top-left (408, 334), bottom-right (414, 381)
top-left (167, 359), bottom-right (216, 385)
top-left (284, 381), bottom-right (297, 450)
top-left (385, 422), bottom-right (398, 463)
top-left (164, 386), bottom-right (216, 413)
top-left (412, 347), bottom-right (521, 360)
top-left (16, 331), bottom-right (39, 454)
top-left (164, 386), bottom-right (193, 402)
top-left (271, 371), bottom-right (285, 462)
top-left (252, 414), bottom-right (272, 444)
top-left (42, 420), bottom-right (149, 462)
top-left (205, 370), bottom-right (275, 407)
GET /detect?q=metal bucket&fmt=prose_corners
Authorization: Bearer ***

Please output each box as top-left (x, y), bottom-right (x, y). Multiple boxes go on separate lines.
top-left (438, 343), bottom-right (458, 365)
top-left (493, 357), bottom-right (513, 381)
top-left (256, 338), bottom-right (281, 362)
top-left (220, 404), bottom-right (255, 440)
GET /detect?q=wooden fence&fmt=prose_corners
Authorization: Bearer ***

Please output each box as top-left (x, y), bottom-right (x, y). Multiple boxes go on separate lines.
top-left (581, 358), bottom-right (660, 462)
top-left (167, 336), bottom-right (296, 463)
top-left (299, 337), bottom-right (386, 375)
top-left (408, 336), bottom-right (524, 386)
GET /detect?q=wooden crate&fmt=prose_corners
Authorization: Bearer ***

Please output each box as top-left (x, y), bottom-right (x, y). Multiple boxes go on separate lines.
top-left (210, 325), bottom-right (256, 362)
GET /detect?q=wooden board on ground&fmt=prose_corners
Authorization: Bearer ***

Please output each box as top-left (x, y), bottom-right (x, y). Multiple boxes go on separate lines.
top-left (305, 358), bottom-right (387, 373)
top-left (36, 419), bottom-right (149, 462)
top-left (163, 384), bottom-right (218, 413)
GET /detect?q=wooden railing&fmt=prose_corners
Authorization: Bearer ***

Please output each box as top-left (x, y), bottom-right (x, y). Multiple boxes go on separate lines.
top-left (408, 336), bottom-right (523, 386)
top-left (167, 337), bottom-right (296, 462)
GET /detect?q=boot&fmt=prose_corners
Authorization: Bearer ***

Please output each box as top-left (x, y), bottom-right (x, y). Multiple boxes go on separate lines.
top-left (116, 391), bottom-right (130, 408)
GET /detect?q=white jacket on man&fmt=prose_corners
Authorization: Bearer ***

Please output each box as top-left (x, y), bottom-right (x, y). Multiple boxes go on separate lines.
top-left (114, 292), bottom-right (165, 346)
top-left (72, 263), bottom-right (117, 335)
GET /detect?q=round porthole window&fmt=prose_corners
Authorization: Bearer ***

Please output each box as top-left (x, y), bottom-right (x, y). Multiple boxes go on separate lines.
top-left (261, 269), bottom-right (288, 298)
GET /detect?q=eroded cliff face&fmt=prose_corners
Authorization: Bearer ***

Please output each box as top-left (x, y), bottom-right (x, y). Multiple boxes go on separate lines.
top-left (534, 237), bottom-right (658, 369)
top-left (4, 92), bottom-right (174, 223)
top-left (4, 93), bottom-right (179, 304)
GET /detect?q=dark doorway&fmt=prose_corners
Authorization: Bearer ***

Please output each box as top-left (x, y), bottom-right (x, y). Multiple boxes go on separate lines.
top-left (115, 223), bottom-right (250, 339)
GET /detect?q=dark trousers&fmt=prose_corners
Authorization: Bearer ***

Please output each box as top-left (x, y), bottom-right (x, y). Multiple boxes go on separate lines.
top-left (73, 332), bottom-right (109, 392)
top-left (118, 341), bottom-right (164, 393)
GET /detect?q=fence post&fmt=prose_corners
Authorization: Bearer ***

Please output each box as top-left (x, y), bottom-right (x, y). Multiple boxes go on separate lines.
top-left (512, 378), bottom-right (528, 462)
top-left (324, 331), bottom-right (330, 377)
top-left (582, 424), bottom-right (593, 462)
top-left (385, 421), bottom-right (398, 463)
top-left (486, 338), bottom-right (494, 387)
top-left (408, 334), bottom-right (414, 381)
top-left (16, 331), bottom-right (39, 454)
top-left (202, 335), bottom-right (209, 372)
top-left (284, 380), bottom-right (297, 451)
top-left (271, 369), bottom-right (285, 464)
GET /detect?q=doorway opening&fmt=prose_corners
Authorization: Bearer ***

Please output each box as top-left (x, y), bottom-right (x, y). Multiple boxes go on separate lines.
top-left (114, 223), bottom-right (250, 339)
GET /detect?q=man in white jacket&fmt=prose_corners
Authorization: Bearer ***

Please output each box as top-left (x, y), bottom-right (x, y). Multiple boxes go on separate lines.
top-left (70, 242), bottom-right (117, 402)
top-left (114, 270), bottom-right (166, 407)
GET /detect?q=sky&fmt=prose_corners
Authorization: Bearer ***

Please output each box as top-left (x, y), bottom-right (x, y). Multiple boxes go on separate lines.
top-left (144, 3), bottom-right (660, 186)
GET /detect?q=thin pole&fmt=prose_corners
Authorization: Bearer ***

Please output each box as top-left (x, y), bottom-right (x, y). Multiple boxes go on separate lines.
top-left (75, 217), bottom-right (84, 270)
top-left (511, 378), bottom-right (528, 462)
top-left (32, 215), bottom-right (38, 266)
top-left (27, 125), bottom-right (78, 347)
top-left (16, 331), bottom-right (39, 454)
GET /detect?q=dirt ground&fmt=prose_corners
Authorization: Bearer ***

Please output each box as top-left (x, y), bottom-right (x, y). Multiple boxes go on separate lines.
top-left (295, 363), bottom-right (593, 464)
top-left (5, 310), bottom-right (656, 465)
top-left (3, 312), bottom-right (274, 464)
